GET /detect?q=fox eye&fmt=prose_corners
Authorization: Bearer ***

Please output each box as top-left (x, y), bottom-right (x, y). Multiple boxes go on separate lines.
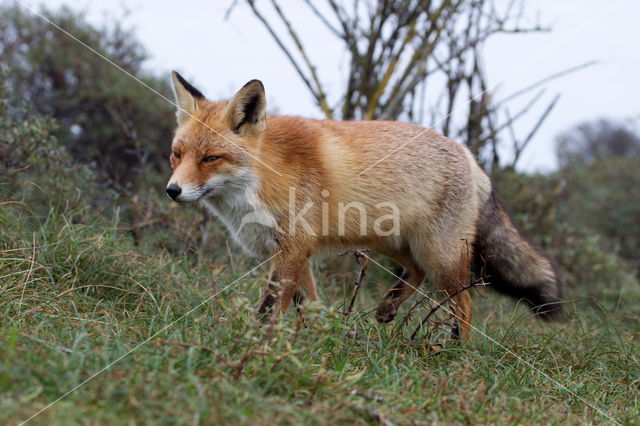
top-left (172, 151), bottom-right (181, 159)
top-left (203, 155), bottom-right (220, 163)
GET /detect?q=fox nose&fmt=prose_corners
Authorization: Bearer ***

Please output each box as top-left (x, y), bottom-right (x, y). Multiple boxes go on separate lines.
top-left (166, 184), bottom-right (182, 200)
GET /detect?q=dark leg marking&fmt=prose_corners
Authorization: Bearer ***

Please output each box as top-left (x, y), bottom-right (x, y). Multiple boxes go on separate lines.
top-left (383, 273), bottom-right (409, 301)
top-left (293, 291), bottom-right (305, 314)
top-left (375, 271), bottom-right (410, 323)
top-left (257, 272), bottom-right (279, 322)
top-left (450, 320), bottom-right (460, 340)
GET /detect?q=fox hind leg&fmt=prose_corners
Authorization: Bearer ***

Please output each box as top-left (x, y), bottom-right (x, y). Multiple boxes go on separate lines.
top-left (418, 243), bottom-right (473, 341)
top-left (449, 290), bottom-right (472, 340)
top-left (448, 249), bottom-right (473, 341)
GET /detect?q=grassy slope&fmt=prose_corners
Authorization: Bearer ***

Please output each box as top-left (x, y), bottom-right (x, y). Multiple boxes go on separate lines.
top-left (1, 202), bottom-right (638, 425)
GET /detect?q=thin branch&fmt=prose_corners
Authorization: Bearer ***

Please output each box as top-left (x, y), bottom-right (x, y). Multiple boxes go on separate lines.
top-left (303, 0), bottom-right (341, 37)
top-left (395, 295), bottom-right (428, 332)
top-left (363, 8), bottom-right (421, 119)
top-left (382, 1), bottom-right (461, 118)
top-left (500, 60), bottom-right (598, 104)
top-left (511, 93), bottom-right (560, 168)
top-left (270, 0), bottom-right (333, 118)
top-left (493, 88), bottom-right (546, 135)
top-left (344, 250), bottom-right (369, 317)
top-left (411, 280), bottom-right (488, 341)
top-left (224, 0), bottom-right (240, 20)
top-left (246, 0), bottom-right (332, 118)
top-left (22, 335), bottom-right (74, 355)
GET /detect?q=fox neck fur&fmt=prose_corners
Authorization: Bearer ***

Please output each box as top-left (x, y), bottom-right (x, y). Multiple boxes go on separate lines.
top-left (199, 167), bottom-right (279, 258)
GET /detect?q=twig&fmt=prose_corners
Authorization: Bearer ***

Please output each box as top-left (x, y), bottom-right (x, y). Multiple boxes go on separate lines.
top-left (303, 0), bottom-right (341, 37)
top-left (338, 248), bottom-right (370, 257)
top-left (511, 93), bottom-right (561, 168)
top-left (245, 0), bottom-right (334, 118)
top-left (351, 389), bottom-right (384, 403)
top-left (344, 251), bottom-right (369, 317)
top-left (395, 295), bottom-right (429, 332)
top-left (21, 335), bottom-right (74, 355)
top-left (500, 60), bottom-right (598, 104)
top-left (269, 0), bottom-right (333, 118)
top-left (245, 1), bottom-right (320, 111)
top-left (224, 0), bottom-right (240, 20)
top-left (370, 409), bottom-right (397, 426)
top-left (411, 280), bottom-right (488, 340)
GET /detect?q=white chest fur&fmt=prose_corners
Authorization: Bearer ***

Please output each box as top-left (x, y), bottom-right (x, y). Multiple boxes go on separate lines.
top-left (200, 185), bottom-right (279, 258)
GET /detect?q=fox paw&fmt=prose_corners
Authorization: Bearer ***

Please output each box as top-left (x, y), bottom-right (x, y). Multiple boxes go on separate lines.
top-left (375, 302), bottom-right (397, 323)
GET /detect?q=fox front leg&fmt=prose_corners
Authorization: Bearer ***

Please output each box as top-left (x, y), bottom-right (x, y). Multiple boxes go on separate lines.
top-left (256, 251), bottom-right (306, 322)
top-left (257, 269), bottom-right (281, 322)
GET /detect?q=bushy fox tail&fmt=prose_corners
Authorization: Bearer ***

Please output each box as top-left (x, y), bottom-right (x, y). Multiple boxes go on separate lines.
top-left (473, 191), bottom-right (563, 319)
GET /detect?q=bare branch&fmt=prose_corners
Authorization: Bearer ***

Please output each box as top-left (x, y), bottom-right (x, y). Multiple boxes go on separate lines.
top-left (411, 279), bottom-right (488, 341)
top-left (22, 334), bottom-right (74, 355)
top-left (224, 0), bottom-right (240, 21)
top-left (245, 0), bottom-right (333, 118)
top-left (511, 93), bottom-right (561, 168)
top-left (302, 0), bottom-right (341, 37)
top-left (344, 250), bottom-right (369, 317)
top-left (500, 60), bottom-right (599, 104)
top-left (270, 0), bottom-right (334, 118)
top-left (239, 0), bottom-right (567, 174)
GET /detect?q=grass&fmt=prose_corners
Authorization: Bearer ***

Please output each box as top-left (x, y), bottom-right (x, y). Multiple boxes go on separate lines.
top-left (1, 198), bottom-right (639, 425)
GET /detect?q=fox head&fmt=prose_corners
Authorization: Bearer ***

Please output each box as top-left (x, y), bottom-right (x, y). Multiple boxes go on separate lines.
top-left (166, 71), bottom-right (267, 202)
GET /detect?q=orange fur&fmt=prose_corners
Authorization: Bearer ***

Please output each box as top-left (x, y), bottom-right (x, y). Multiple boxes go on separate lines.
top-left (166, 72), bottom-right (562, 338)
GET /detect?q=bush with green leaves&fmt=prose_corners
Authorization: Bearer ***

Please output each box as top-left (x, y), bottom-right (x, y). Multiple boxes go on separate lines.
top-left (0, 4), bottom-right (175, 186)
top-left (555, 119), bottom-right (640, 275)
top-left (0, 80), bottom-right (104, 215)
top-left (495, 166), bottom-right (638, 294)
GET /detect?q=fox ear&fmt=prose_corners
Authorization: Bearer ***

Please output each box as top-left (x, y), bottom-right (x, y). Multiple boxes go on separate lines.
top-left (171, 71), bottom-right (205, 125)
top-left (226, 80), bottom-right (266, 135)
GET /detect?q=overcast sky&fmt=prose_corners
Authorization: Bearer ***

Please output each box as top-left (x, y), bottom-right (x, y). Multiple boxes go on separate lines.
top-left (19, 0), bottom-right (640, 172)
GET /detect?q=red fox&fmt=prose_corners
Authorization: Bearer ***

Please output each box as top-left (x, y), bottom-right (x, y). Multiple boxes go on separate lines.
top-left (166, 71), bottom-right (563, 340)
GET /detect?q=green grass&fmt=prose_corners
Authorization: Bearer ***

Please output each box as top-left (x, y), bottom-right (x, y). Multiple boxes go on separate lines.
top-left (1, 201), bottom-right (639, 425)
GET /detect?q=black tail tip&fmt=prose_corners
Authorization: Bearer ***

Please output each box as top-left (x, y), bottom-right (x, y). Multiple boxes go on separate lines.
top-left (487, 274), bottom-right (565, 321)
top-left (529, 280), bottom-right (565, 321)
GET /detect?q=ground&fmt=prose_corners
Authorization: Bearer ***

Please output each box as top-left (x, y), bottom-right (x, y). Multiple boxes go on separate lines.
top-left (0, 205), bottom-right (638, 425)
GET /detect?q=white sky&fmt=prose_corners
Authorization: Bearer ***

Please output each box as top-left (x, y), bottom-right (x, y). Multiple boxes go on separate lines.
top-left (19, 0), bottom-right (640, 172)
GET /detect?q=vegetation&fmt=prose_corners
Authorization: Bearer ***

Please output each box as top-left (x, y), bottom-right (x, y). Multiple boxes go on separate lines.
top-left (239, 0), bottom-right (572, 172)
top-left (0, 5), bottom-right (174, 185)
top-left (1, 4), bottom-right (638, 425)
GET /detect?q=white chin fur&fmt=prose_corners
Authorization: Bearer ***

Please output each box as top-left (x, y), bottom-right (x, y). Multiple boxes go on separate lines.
top-left (198, 168), bottom-right (279, 257)
top-left (175, 175), bottom-right (230, 202)
top-left (175, 183), bottom-right (203, 202)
